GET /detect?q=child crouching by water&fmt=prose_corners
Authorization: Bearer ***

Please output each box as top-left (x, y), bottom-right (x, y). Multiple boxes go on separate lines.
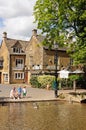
top-left (22, 86), bottom-right (27, 98)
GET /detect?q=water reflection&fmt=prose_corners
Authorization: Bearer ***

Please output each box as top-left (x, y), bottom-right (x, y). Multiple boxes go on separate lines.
top-left (0, 101), bottom-right (86, 130)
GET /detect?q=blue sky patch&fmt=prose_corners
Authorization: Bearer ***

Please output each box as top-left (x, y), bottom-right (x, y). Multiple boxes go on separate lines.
top-left (0, 18), bottom-right (5, 28)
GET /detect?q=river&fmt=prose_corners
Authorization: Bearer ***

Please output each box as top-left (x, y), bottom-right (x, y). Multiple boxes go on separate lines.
top-left (0, 101), bottom-right (86, 130)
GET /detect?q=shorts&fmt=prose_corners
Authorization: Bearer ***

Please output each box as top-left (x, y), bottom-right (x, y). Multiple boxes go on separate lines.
top-left (23, 93), bottom-right (26, 96)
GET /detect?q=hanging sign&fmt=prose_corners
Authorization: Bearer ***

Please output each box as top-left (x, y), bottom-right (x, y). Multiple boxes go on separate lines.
top-left (59, 70), bottom-right (69, 78)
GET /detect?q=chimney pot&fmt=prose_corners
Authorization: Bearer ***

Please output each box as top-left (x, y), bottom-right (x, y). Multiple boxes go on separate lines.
top-left (3, 32), bottom-right (7, 39)
top-left (32, 29), bottom-right (37, 36)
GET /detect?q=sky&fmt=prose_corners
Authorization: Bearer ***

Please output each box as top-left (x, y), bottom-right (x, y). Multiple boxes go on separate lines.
top-left (0, 0), bottom-right (37, 42)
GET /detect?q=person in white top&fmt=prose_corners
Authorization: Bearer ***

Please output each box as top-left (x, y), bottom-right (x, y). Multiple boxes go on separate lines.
top-left (22, 86), bottom-right (27, 98)
top-left (10, 87), bottom-right (18, 99)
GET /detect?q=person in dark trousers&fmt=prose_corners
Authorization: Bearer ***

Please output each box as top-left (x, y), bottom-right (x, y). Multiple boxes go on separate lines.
top-left (52, 80), bottom-right (58, 98)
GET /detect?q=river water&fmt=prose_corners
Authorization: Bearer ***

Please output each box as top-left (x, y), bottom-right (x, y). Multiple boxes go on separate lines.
top-left (0, 101), bottom-right (86, 130)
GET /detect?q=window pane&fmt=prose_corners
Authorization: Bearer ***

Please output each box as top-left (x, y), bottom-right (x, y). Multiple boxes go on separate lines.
top-left (15, 72), bottom-right (24, 79)
top-left (4, 74), bottom-right (8, 82)
top-left (16, 59), bottom-right (24, 68)
top-left (13, 47), bottom-right (22, 53)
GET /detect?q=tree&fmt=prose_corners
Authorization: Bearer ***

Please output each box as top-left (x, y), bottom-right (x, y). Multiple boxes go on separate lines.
top-left (34, 0), bottom-right (86, 64)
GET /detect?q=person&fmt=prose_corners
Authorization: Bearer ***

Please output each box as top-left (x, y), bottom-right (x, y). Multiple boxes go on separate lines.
top-left (52, 80), bottom-right (58, 98)
top-left (46, 83), bottom-right (50, 90)
top-left (22, 86), bottom-right (27, 98)
top-left (10, 87), bottom-right (18, 99)
top-left (17, 87), bottom-right (22, 99)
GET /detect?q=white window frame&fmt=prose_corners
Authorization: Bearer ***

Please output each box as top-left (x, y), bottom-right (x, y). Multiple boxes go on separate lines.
top-left (15, 58), bottom-right (24, 68)
top-left (14, 72), bottom-right (24, 79)
top-left (13, 47), bottom-right (22, 53)
top-left (4, 74), bottom-right (8, 82)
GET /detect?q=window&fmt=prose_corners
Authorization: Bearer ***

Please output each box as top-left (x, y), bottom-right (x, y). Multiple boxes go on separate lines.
top-left (0, 61), bottom-right (3, 67)
top-left (16, 59), bottom-right (24, 68)
top-left (13, 47), bottom-right (22, 53)
top-left (4, 74), bottom-right (8, 82)
top-left (15, 72), bottom-right (24, 79)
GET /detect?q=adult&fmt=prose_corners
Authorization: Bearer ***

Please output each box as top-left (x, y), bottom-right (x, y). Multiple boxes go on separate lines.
top-left (10, 87), bottom-right (18, 99)
top-left (52, 80), bottom-right (58, 98)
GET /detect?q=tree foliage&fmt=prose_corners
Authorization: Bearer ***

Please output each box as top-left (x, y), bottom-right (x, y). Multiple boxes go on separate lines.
top-left (34, 0), bottom-right (86, 64)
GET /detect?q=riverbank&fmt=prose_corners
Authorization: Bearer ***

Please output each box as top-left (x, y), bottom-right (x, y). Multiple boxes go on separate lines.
top-left (0, 84), bottom-right (86, 103)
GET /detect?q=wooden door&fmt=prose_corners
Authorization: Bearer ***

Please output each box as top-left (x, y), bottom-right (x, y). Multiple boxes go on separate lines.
top-left (25, 71), bottom-right (28, 83)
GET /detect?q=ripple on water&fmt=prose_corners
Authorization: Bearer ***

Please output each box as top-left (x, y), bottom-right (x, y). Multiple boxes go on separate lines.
top-left (0, 101), bottom-right (86, 130)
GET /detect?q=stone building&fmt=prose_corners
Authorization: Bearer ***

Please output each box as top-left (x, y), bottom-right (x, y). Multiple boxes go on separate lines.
top-left (26, 29), bottom-right (70, 75)
top-left (0, 32), bottom-right (28, 84)
top-left (0, 30), bottom-right (71, 84)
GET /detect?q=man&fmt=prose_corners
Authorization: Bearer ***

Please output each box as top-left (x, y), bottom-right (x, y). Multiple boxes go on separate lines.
top-left (52, 80), bottom-right (58, 98)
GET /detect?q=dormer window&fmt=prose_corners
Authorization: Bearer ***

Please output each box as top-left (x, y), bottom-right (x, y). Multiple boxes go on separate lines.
top-left (12, 41), bottom-right (24, 54)
top-left (13, 47), bottom-right (22, 53)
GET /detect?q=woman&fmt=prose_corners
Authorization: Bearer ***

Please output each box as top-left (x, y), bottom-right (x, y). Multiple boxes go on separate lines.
top-left (10, 87), bottom-right (18, 99)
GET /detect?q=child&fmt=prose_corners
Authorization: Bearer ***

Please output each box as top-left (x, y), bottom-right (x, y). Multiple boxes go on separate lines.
top-left (17, 87), bottom-right (22, 99)
top-left (22, 86), bottom-right (27, 98)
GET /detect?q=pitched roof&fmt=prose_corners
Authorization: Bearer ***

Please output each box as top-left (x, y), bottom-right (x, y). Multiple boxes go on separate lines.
top-left (35, 35), bottom-right (67, 52)
top-left (5, 38), bottom-right (29, 54)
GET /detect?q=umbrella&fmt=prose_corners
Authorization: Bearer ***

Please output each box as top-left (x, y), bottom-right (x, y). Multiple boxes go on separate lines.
top-left (72, 69), bottom-right (84, 74)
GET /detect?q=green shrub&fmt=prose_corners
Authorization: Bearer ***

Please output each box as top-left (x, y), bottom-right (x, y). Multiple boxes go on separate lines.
top-left (30, 75), bottom-right (55, 89)
top-left (69, 75), bottom-right (85, 89)
top-left (38, 75), bottom-right (55, 89)
top-left (77, 75), bottom-right (86, 89)
top-left (58, 78), bottom-right (73, 89)
top-left (69, 75), bottom-right (80, 81)
top-left (30, 76), bottom-right (41, 88)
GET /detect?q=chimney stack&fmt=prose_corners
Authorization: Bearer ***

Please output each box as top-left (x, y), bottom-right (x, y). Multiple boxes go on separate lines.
top-left (32, 29), bottom-right (37, 36)
top-left (3, 32), bottom-right (7, 39)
